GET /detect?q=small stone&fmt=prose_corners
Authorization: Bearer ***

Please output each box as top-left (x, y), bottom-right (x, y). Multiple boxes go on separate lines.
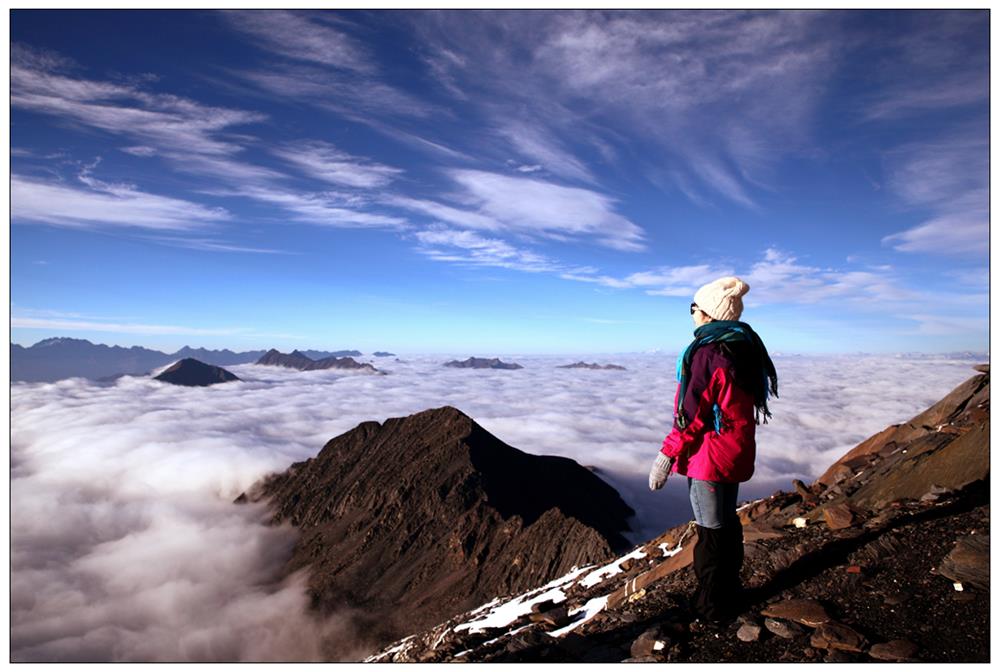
top-left (803, 647), bottom-right (817, 659)
top-left (792, 517), bottom-right (808, 528)
top-left (824, 503), bottom-right (855, 530)
top-left (761, 598), bottom-right (831, 627)
top-left (630, 627), bottom-right (667, 658)
top-left (846, 565), bottom-right (862, 574)
top-left (810, 621), bottom-right (868, 652)
top-left (737, 623), bottom-right (762, 642)
top-left (530, 605), bottom-right (570, 628)
top-left (765, 618), bottom-right (804, 639)
top-left (869, 639), bottom-right (919, 661)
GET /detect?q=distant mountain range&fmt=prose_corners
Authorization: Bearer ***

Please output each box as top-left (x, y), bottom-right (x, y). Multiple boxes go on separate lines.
top-left (9, 338), bottom-right (379, 382)
top-left (558, 362), bottom-right (627, 370)
top-left (444, 357), bottom-right (523, 370)
top-left (255, 349), bottom-right (381, 374)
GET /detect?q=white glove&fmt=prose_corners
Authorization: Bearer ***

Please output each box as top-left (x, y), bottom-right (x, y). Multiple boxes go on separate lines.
top-left (648, 453), bottom-right (675, 491)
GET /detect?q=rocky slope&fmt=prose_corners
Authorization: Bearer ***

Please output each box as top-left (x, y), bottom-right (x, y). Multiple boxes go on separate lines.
top-left (369, 364), bottom-right (989, 663)
top-left (153, 358), bottom-right (240, 386)
top-left (444, 357), bottom-right (523, 370)
top-left (236, 406), bottom-right (633, 654)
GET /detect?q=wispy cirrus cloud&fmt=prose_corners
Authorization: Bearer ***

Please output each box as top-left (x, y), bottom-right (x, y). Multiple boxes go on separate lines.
top-left (233, 64), bottom-right (435, 120)
top-left (11, 44), bottom-right (265, 157)
top-left (881, 131), bottom-right (987, 256)
top-left (143, 236), bottom-right (296, 255)
top-left (861, 11), bottom-right (987, 120)
top-left (409, 10), bottom-right (839, 208)
top-left (272, 141), bottom-right (403, 189)
top-left (391, 169), bottom-right (646, 251)
top-left (221, 10), bottom-right (375, 74)
top-left (12, 174), bottom-right (229, 231)
top-left (235, 185), bottom-right (408, 229)
top-left (454, 169), bottom-right (645, 251)
top-left (495, 120), bottom-right (597, 184)
top-left (414, 226), bottom-right (563, 273)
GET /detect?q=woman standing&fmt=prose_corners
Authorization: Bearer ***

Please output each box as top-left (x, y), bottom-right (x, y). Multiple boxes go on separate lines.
top-left (648, 276), bottom-right (778, 624)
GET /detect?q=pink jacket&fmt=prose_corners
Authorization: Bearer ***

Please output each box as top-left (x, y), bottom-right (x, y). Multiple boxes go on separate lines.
top-left (660, 343), bottom-right (756, 483)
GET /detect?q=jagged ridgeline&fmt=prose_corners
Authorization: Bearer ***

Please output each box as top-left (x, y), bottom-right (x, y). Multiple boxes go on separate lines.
top-left (369, 365), bottom-right (989, 664)
top-left (236, 406), bottom-right (634, 652)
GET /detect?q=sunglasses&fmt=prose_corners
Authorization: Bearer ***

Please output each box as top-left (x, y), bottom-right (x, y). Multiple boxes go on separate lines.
top-left (690, 303), bottom-right (700, 315)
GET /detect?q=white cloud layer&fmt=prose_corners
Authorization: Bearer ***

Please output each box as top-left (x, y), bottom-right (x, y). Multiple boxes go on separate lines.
top-left (11, 353), bottom-right (979, 660)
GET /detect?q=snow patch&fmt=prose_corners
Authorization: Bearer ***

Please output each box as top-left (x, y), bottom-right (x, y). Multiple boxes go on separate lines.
top-left (580, 547), bottom-right (647, 588)
top-left (658, 541), bottom-right (685, 558)
top-left (547, 595), bottom-right (610, 638)
top-left (364, 635), bottom-right (415, 662)
top-left (453, 565), bottom-right (592, 634)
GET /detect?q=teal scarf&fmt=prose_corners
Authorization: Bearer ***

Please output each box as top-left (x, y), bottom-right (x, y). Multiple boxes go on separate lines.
top-left (674, 320), bottom-right (778, 428)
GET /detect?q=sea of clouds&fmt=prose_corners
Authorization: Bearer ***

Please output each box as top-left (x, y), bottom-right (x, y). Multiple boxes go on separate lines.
top-left (10, 352), bottom-right (982, 661)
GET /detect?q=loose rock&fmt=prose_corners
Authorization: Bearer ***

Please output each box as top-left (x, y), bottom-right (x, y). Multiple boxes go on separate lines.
top-left (737, 623), bottom-right (762, 642)
top-left (869, 639), bottom-right (919, 661)
top-left (809, 621), bottom-right (868, 652)
top-left (530, 605), bottom-right (570, 628)
top-left (629, 627), bottom-right (667, 658)
top-left (938, 533), bottom-right (989, 590)
top-left (824, 503), bottom-right (855, 530)
top-left (760, 598), bottom-right (831, 627)
top-left (764, 618), bottom-right (804, 639)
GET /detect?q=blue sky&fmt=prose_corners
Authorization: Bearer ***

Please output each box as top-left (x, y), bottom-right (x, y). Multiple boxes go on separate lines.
top-left (10, 9), bottom-right (989, 354)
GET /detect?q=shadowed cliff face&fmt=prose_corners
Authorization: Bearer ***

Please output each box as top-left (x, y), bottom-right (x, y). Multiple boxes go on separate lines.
top-left (237, 406), bottom-right (634, 653)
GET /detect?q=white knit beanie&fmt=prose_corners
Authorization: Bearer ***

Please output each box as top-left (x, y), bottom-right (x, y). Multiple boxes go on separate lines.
top-left (693, 276), bottom-right (750, 321)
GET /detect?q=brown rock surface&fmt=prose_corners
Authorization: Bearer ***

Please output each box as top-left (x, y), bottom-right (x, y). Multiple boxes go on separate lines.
top-left (817, 369), bottom-right (988, 486)
top-left (760, 599), bottom-right (831, 627)
top-left (809, 621), bottom-right (868, 652)
top-left (823, 503), bottom-right (855, 530)
top-left (869, 639), bottom-right (919, 661)
top-left (938, 533), bottom-right (989, 590)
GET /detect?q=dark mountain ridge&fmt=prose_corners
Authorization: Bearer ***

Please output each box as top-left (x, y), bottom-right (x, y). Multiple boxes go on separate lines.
top-left (236, 406), bottom-right (633, 653)
top-left (254, 349), bottom-right (380, 373)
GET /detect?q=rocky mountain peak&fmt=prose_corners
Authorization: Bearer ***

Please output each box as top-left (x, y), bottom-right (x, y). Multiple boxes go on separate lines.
top-left (153, 358), bottom-right (240, 386)
top-left (237, 405), bottom-right (632, 653)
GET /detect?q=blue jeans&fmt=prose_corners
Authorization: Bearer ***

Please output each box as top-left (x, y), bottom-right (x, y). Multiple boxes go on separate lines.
top-left (687, 478), bottom-right (740, 529)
